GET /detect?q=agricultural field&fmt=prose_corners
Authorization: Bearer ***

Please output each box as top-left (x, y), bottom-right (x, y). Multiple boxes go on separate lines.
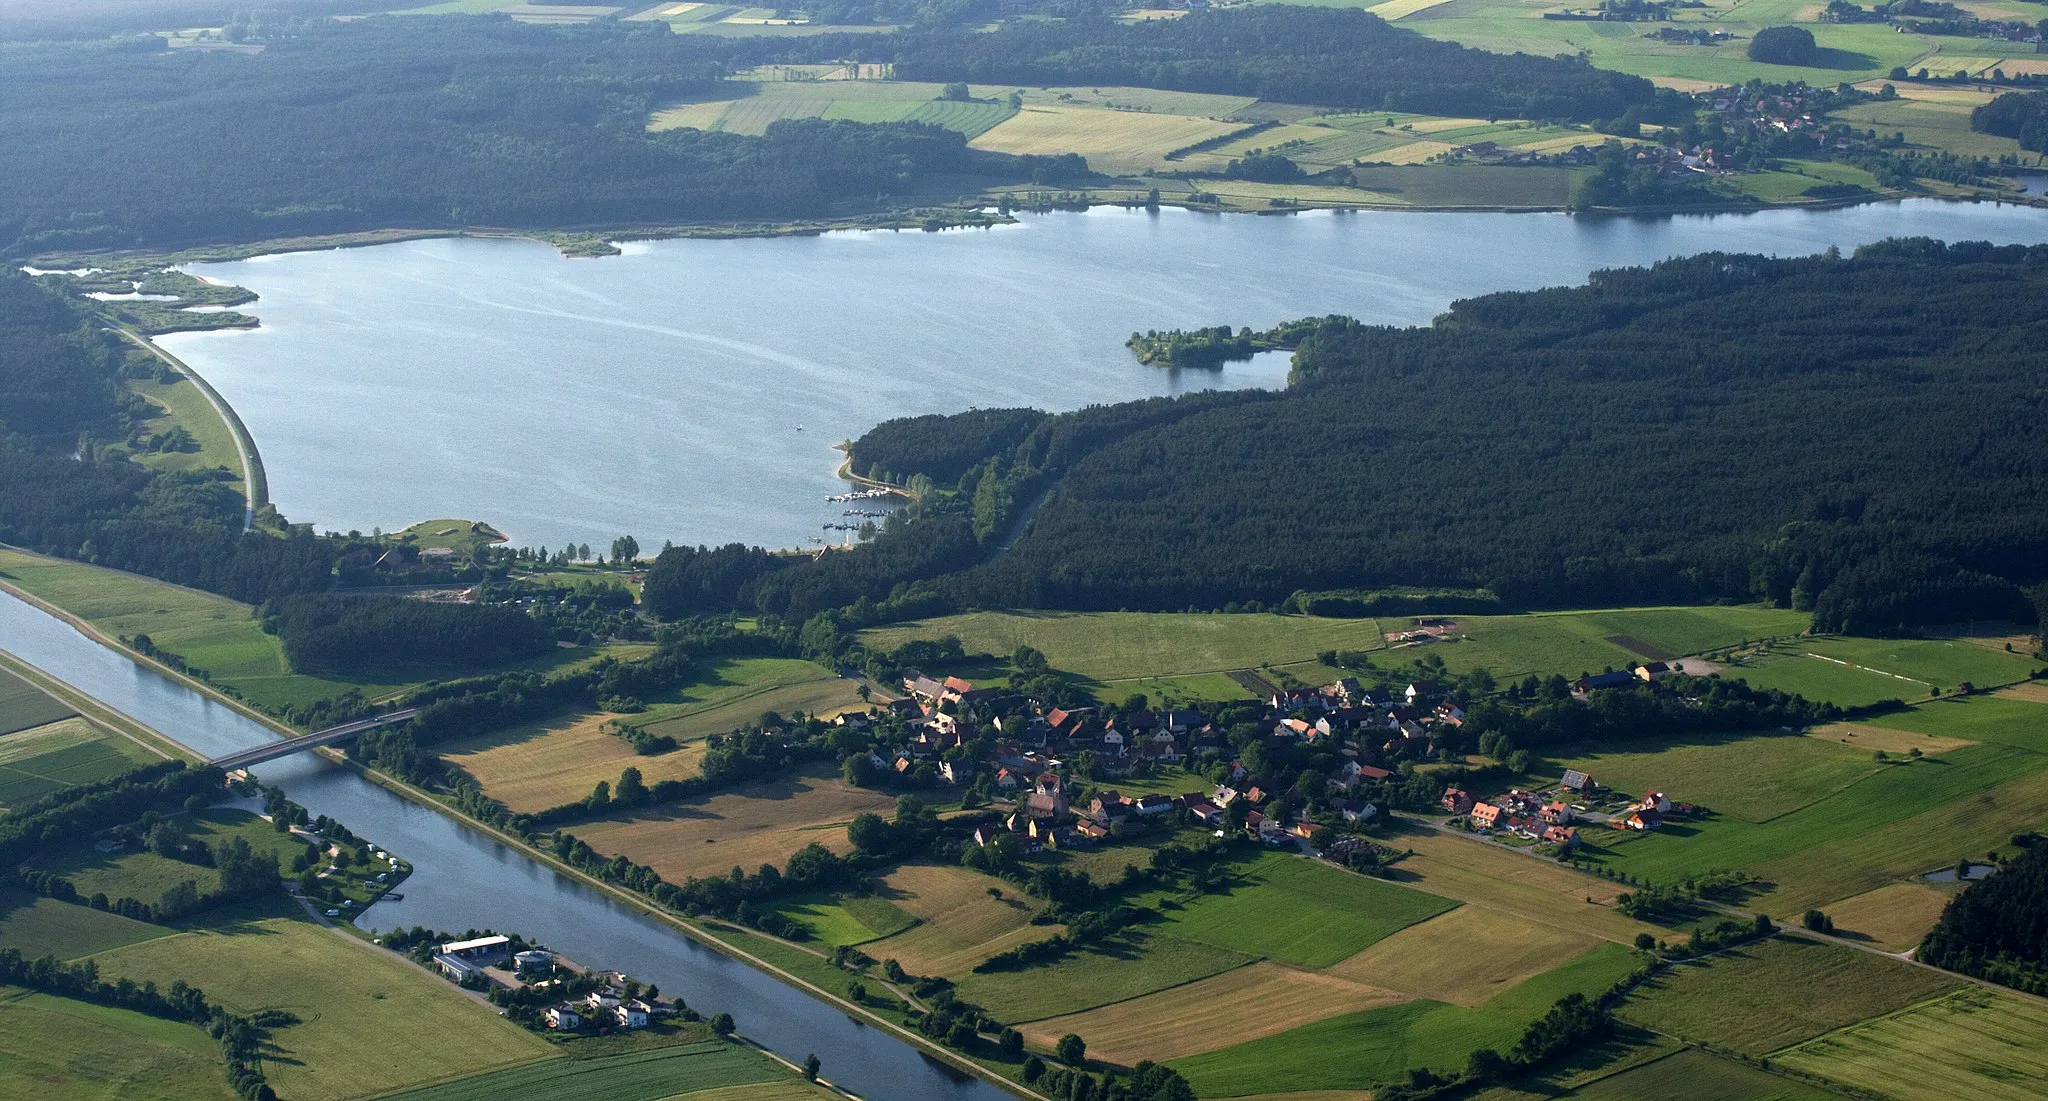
top-left (1019, 961), bottom-right (1408, 1064)
top-left (1172, 943), bottom-right (1641, 1096)
top-left (1773, 986), bottom-right (2048, 1101)
top-left (1616, 936), bottom-right (1962, 1056)
top-left (573, 765), bottom-right (895, 884)
top-left (1330, 906), bottom-right (1602, 1006)
top-left (1856, 693), bottom-right (2048, 754)
top-left (767, 891), bottom-right (915, 948)
top-left (1409, 604), bottom-right (1808, 679)
top-left (90, 911), bottom-right (555, 1101)
top-left (1348, 164), bottom-right (1577, 207)
top-left (651, 80), bottom-right (1016, 138)
top-left (859, 610), bottom-right (1388, 683)
top-left (0, 664), bottom-right (78, 735)
top-left (1155, 852), bottom-right (1458, 968)
top-left (0, 889), bottom-right (169, 960)
top-left (952, 930), bottom-right (1256, 1023)
top-left (1798, 636), bottom-right (2041, 692)
top-left (1723, 647), bottom-right (1924, 708)
top-left (1381, 829), bottom-right (1662, 945)
top-left (0, 717), bottom-right (155, 811)
top-left (1820, 882), bottom-right (1953, 951)
top-left (632, 657), bottom-right (866, 743)
top-left (1803, 720), bottom-right (1971, 756)
top-left (858, 862), bottom-right (1049, 975)
top-left (1558, 731), bottom-right (1885, 823)
top-left (970, 104), bottom-right (1244, 175)
top-left (440, 708), bottom-right (707, 813)
top-left (379, 1041), bottom-right (793, 1101)
top-left (0, 986), bottom-right (236, 1101)
top-left (1560, 1047), bottom-right (1841, 1101)
top-left (1832, 93), bottom-right (2023, 161)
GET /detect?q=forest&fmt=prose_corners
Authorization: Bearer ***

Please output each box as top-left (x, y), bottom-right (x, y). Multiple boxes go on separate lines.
top-left (883, 7), bottom-right (1669, 123)
top-left (0, 19), bottom-right (1031, 254)
top-left (842, 240), bottom-right (2048, 631)
top-left (1919, 839), bottom-right (2048, 993)
top-left (261, 593), bottom-right (555, 674)
top-left (1972, 90), bottom-right (2048, 153)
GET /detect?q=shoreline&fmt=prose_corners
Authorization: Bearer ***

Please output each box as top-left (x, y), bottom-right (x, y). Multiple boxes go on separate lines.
top-left (115, 324), bottom-right (269, 527)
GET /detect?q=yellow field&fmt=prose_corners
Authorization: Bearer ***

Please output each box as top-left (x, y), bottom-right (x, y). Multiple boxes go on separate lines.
top-left (1369, 0), bottom-right (1455, 17)
top-left (439, 709), bottom-right (706, 813)
top-left (1997, 682), bottom-right (2048, 704)
top-left (90, 915), bottom-right (554, 1101)
top-left (1390, 831), bottom-right (1664, 945)
top-left (650, 100), bottom-right (736, 130)
top-left (859, 863), bottom-right (1051, 976)
top-left (1374, 140), bottom-right (1456, 164)
top-left (1328, 906), bottom-right (1600, 1006)
top-left (1806, 722), bottom-right (1971, 756)
top-left (1775, 987), bottom-right (2048, 1101)
top-left (1821, 883), bottom-right (1952, 952)
top-left (1019, 962), bottom-right (1407, 1064)
top-left (970, 105), bottom-right (1242, 175)
top-left (574, 766), bottom-right (895, 883)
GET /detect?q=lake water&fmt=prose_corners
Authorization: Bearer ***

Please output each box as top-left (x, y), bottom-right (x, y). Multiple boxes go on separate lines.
top-left (0, 591), bottom-right (1012, 1101)
top-left (159, 201), bottom-right (2048, 552)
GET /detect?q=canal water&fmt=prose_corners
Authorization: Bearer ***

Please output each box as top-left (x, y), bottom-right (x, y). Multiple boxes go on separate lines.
top-left (157, 200), bottom-right (2048, 553)
top-left (0, 590), bottom-right (1007, 1101)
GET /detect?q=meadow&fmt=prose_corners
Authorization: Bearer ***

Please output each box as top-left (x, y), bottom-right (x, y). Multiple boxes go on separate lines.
top-left (0, 986), bottom-right (236, 1101)
top-left (1172, 943), bottom-right (1641, 1095)
top-left (952, 930), bottom-right (1255, 1023)
top-left (440, 707), bottom-right (707, 813)
top-left (1723, 649), bottom-right (1923, 708)
top-left (573, 765), bottom-right (896, 884)
top-left (126, 375), bottom-right (245, 488)
top-left (1814, 882), bottom-right (1953, 951)
top-left (1615, 936), bottom-right (1961, 1056)
top-left (1797, 636), bottom-right (2040, 692)
top-left (1557, 731), bottom-right (1884, 823)
top-left (1330, 906), bottom-right (1601, 1006)
top-left (0, 665), bottom-right (77, 734)
top-left (1379, 829), bottom-right (1662, 946)
top-left (26, 807), bottom-right (299, 909)
top-left (1773, 986), bottom-right (2048, 1101)
top-left (379, 1042), bottom-right (790, 1101)
top-left (1857, 692), bottom-right (2048, 754)
top-left (1417, 605), bottom-right (1808, 679)
top-left (633, 657), bottom-right (866, 743)
top-left (651, 80), bottom-right (1017, 139)
top-left (1155, 852), bottom-right (1458, 968)
top-left (0, 889), bottom-right (169, 960)
top-left (768, 891), bottom-right (916, 948)
top-left (859, 862), bottom-right (1050, 976)
top-left (90, 910), bottom-right (555, 1101)
top-left (0, 717), bottom-right (154, 810)
top-left (1559, 1047), bottom-right (1842, 1101)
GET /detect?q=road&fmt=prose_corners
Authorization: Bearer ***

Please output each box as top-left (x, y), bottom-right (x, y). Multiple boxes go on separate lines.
top-left (209, 708), bottom-right (418, 770)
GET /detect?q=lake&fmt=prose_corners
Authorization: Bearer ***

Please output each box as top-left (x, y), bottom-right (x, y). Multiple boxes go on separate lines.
top-left (159, 201), bottom-right (2048, 552)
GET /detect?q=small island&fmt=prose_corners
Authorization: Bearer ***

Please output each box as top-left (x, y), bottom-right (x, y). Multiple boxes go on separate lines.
top-left (1127, 316), bottom-right (1348, 368)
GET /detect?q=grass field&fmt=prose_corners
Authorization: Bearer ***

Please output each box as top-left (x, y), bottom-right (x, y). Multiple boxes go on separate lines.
top-left (1820, 882), bottom-right (1953, 951)
top-left (0, 717), bottom-right (154, 811)
top-left (1156, 853), bottom-right (1458, 968)
top-left (1804, 720), bottom-right (1971, 756)
top-left (1019, 961), bottom-right (1408, 1064)
top-left (1616, 936), bottom-right (1961, 1056)
top-left (1415, 605), bottom-right (1808, 679)
top-left (1773, 986), bottom-right (2048, 1101)
top-left (0, 889), bottom-right (169, 960)
top-left (1348, 164), bottom-right (1575, 207)
top-left (1558, 731), bottom-right (1884, 823)
top-left (656, 1083), bottom-right (840, 1101)
top-left (379, 1042), bottom-right (786, 1101)
top-left (859, 862), bottom-right (1049, 976)
top-left (1799, 637), bottom-right (2041, 692)
top-left (1377, 830), bottom-right (1662, 946)
top-left (0, 985), bottom-right (236, 1101)
top-left (126, 375), bottom-right (243, 486)
top-left (0, 665), bottom-right (77, 735)
top-left (90, 911), bottom-right (554, 1101)
top-left (1725, 649), bottom-right (1924, 708)
top-left (574, 765), bottom-right (896, 884)
top-left (859, 610), bottom-right (1388, 683)
top-left (1562, 1047), bottom-right (1841, 1101)
top-left (1858, 693), bottom-right (2048, 754)
top-left (768, 891), bottom-right (915, 948)
top-left (953, 930), bottom-right (1255, 1023)
top-left (651, 80), bottom-right (1017, 138)
top-left (440, 708), bottom-right (707, 813)
top-left (1173, 943), bottom-right (1641, 1096)
top-left (634, 657), bottom-right (865, 743)
top-left (25, 808), bottom-right (297, 908)
top-left (1833, 94), bottom-right (2022, 160)
top-left (1329, 906), bottom-right (1601, 1006)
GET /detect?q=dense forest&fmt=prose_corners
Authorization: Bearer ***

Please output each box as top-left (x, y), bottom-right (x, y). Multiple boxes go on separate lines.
top-left (1973, 90), bottom-right (2048, 153)
top-left (1919, 840), bottom-right (2048, 993)
top-left (841, 241), bottom-right (2048, 630)
top-left (261, 594), bottom-right (555, 674)
top-left (0, 19), bottom-right (1037, 254)
top-left (884, 8), bottom-right (1668, 123)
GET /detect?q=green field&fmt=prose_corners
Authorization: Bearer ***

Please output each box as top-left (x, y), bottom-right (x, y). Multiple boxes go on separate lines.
top-left (1861, 693), bottom-right (2048, 753)
top-left (0, 717), bottom-right (154, 810)
top-left (1615, 936), bottom-right (1961, 1056)
top-left (0, 665), bottom-right (77, 735)
top-left (1157, 853), bottom-right (1459, 968)
top-left (770, 892), bottom-right (917, 947)
top-left (1559, 731), bottom-right (1884, 823)
top-left (1418, 605), bottom-right (1809, 679)
top-left (1774, 986), bottom-right (2048, 1101)
top-left (91, 910), bottom-right (554, 1101)
top-left (652, 80), bottom-right (1018, 138)
top-left (126, 375), bottom-right (244, 487)
top-left (953, 930), bottom-right (1255, 1023)
top-left (0, 889), bottom-right (170, 960)
top-left (0, 986), bottom-right (236, 1101)
top-left (1562, 1047), bottom-right (1842, 1101)
top-left (27, 808), bottom-right (303, 910)
top-left (1834, 96), bottom-right (2023, 160)
top-left (1725, 649), bottom-right (1921, 708)
top-left (1173, 942), bottom-right (1641, 1095)
top-left (1799, 637), bottom-right (2041, 692)
top-left (1350, 164), bottom-right (1577, 206)
top-left (634, 657), bottom-right (865, 740)
top-left (380, 1042), bottom-right (788, 1101)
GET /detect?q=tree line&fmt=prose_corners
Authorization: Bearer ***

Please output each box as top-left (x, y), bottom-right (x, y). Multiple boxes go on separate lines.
top-left (260, 593), bottom-right (555, 675)
top-left (1919, 837), bottom-right (2048, 994)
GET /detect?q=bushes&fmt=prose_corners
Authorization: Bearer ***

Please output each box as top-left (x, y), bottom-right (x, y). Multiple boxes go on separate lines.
top-left (1747, 26), bottom-right (1818, 65)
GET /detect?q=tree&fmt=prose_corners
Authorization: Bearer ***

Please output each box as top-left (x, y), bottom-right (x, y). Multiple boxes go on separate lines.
top-left (586, 779), bottom-right (611, 811)
top-left (847, 812), bottom-right (894, 853)
top-left (802, 1054), bottom-right (820, 1081)
top-left (940, 82), bottom-right (971, 101)
top-left (1748, 26), bottom-right (1818, 65)
top-left (615, 766), bottom-right (647, 805)
top-left (610, 535), bottom-right (640, 566)
top-left (847, 980), bottom-right (867, 1003)
top-left (1056, 1033), bottom-right (1086, 1065)
top-left (1803, 909), bottom-right (1834, 934)
top-left (1634, 932), bottom-right (1656, 950)
top-left (1000, 1028), bottom-right (1024, 1057)
top-left (710, 1012), bottom-right (735, 1036)
top-left (1023, 1055), bottom-right (1046, 1083)
top-left (1465, 1048), bottom-right (1508, 1083)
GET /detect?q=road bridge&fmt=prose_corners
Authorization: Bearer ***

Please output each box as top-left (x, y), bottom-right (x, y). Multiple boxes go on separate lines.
top-left (209, 709), bottom-right (417, 771)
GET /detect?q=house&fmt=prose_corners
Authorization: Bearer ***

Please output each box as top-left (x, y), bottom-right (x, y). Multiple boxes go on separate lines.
top-left (1185, 797), bottom-right (1223, 824)
top-left (1434, 700), bottom-right (1467, 725)
top-left (905, 675), bottom-right (948, 705)
top-left (993, 767), bottom-right (1021, 791)
top-left (1469, 802), bottom-right (1502, 830)
top-left (1574, 671), bottom-right (1636, 695)
top-left (938, 760), bottom-right (973, 785)
top-left (1442, 788), bottom-right (1474, 814)
top-left (1134, 793), bottom-right (1174, 817)
top-left (1340, 800), bottom-right (1378, 824)
top-left (1634, 790), bottom-right (1672, 815)
top-left (1541, 825), bottom-right (1580, 849)
top-left (1075, 820), bottom-right (1110, 842)
top-left (1619, 810), bottom-right (1660, 831)
top-left (546, 1002), bottom-right (584, 1030)
top-left (1541, 801), bottom-right (1575, 825)
top-left (616, 999), bottom-right (654, 1029)
top-left (433, 953), bottom-right (484, 982)
top-left (1086, 792), bottom-right (1131, 826)
top-left (1559, 769), bottom-right (1595, 794)
top-left (943, 675), bottom-right (975, 697)
top-left (1035, 772), bottom-right (1063, 796)
top-left (1405, 681), bottom-right (1438, 705)
top-left (513, 949), bottom-right (555, 975)
top-left (441, 935), bottom-right (511, 961)
top-left (1026, 789), bottom-right (1071, 820)
top-left (1213, 785), bottom-right (1241, 807)
top-left (1634, 661), bottom-right (1674, 683)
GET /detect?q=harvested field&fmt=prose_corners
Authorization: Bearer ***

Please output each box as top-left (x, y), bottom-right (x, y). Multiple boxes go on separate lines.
top-left (1568, 1047), bottom-right (1840, 1101)
top-left (952, 931), bottom-right (1253, 1023)
top-left (860, 863), bottom-right (1049, 976)
top-left (1019, 962), bottom-right (1407, 1064)
top-left (971, 105), bottom-right (1242, 175)
top-left (1386, 830), bottom-right (1662, 945)
top-left (440, 709), bottom-right (705, 813)
top-left (1805, 721), bottom-right (1970, 756)
top-left (573, 766), bottom-right (895, 884)
top-left (1821, 882), bottom-right (1951, 952)
top-left (1616, 936), bottom-right (1962, 1056)
top-left (1774, 986), bottom-right (2048, 1101)
top-left (1996, 680), bottom-right (2048, 703)
top-left (1329, 906), bottom-right (1599, 1006)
